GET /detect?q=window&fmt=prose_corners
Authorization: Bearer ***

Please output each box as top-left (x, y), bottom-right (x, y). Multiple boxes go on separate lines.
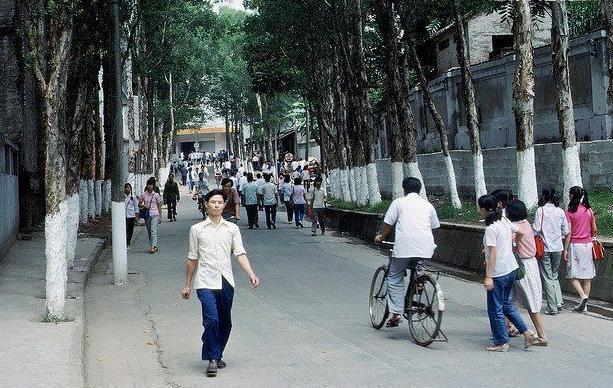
top-left (438, 38), bottom-right (450, 51)
top-left (490, 35), bottom-right (514, 60)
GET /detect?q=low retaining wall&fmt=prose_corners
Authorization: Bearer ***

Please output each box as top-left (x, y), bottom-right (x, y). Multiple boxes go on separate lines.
top-left (326, 207), bottom-right (613, 303)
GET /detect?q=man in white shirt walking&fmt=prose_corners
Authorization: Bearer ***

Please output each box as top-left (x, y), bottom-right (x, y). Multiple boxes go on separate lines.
top-left (375, 177), bottom-right (440, 327)
top-left (181, 189), bottom-right (260, 377)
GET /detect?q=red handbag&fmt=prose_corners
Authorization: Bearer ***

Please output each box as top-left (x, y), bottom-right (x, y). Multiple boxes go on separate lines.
top-left (593, 239), bottom-right (605, 261)
top-left (534, 208), bottom-right (545, 259)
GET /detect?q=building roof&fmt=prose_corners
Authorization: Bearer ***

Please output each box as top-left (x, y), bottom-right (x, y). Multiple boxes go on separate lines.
top-left (176, 126), bottom-right (231, 135)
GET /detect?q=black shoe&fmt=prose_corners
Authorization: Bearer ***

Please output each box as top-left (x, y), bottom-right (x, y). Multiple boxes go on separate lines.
top-left (272, 224), bottom-right (276, 229)
top-left (573, 297), bottom-right (588, 312)
top-left (255, 223), bottom-right (259, 229)
top-left (248, 226), bottom-right (253, 229)
top-left (217, 359), bottom-right (226, 369)
top-left (206, 360), bottom-right (218, 377)
top-left (267, 226), bottom-right (271, 230)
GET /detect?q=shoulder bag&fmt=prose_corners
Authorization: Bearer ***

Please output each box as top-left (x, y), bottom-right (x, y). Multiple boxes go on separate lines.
top-left (139, 194), bottom-right (153, 220)
top-left (514, 253), bottom-right (526, 280)
top-left (534, 208), bottom-right (545, 259)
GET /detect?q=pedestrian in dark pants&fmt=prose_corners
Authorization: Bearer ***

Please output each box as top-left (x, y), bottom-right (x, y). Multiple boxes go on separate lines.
top-left (124, 183), bottom-right (138, 250)
top-left (241, 173), bottom-right (259, 229)
top-left (259, 173), bottom-right (278, 229)
top-left (180, 165), bottom-right (187, 186)
top-left (164, 174), bottom-right (180, 222)
top-left (281, 175), bottom-right (294, 223)
top-left (292, 177), bottom-right (307, 228)
top-left (181, 189), bottom-right (260, 377)
top-left (308, 177), bottom-right (327, 236)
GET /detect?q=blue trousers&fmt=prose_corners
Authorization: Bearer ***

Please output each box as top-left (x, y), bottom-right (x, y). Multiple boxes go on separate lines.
top-left (487, 270), bottom-right (528, 345)
top-left (196, 277), bottom-right (234, 361)
top-left (294, 203), bottom-right (305, 226)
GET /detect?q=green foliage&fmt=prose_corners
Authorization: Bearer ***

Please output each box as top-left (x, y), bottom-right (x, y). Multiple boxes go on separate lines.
top-left (590, 190), bottom-right (613, 237)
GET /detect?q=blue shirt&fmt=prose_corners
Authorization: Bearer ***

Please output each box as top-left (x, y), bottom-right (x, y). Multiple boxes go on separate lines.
top-left (242, 182), bottom-right (259, 205)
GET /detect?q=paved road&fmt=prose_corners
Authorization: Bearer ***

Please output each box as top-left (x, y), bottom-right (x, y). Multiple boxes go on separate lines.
top-left (85, 185), bottom-right (613, 387)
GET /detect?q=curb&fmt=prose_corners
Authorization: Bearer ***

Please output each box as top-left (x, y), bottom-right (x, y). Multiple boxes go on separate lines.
top-left (67, 238), bottom-right (107, 388)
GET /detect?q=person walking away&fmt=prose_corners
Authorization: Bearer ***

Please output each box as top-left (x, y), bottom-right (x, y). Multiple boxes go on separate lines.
top-left (292, 177), bottom-right (307, 228)
top-left (187, 165), bottom-right (194, 191)
top-left (301, 166), bottom-right (311, 192)
top-left (220, 178), bottom-right (241, 223)
top-left (374, 177), bottom-right (439, 327)
top-left (476, 194), bottom-right (537, 352)
top-left (191, 165), bottom-right (199, 188)
top-left (241, 173), bottom-right (260, 229)
top-left (124, 183), bottom-right (138, 250)
top-left (564, 186), bottom-right (597, 312)
top-left (252, 153), bottom-right (260, 172)
top-left (259, 173), bottom-right (278, 229)
top-left (255, 173), bottom-right (265, 211)
top-left (164, 174), bottom-right (180, 222)
top-left (238, 172), bottom-right (248, 206)
top-left (533, 186), bottom-right (569, 315)
top-left (282, 175), bottom-right (294, 224)
top-left (180, 165), bottom-right (187, 186)
top-left (506, 200), bottom-right (548, 346)
top-left (140, 181), bottom-right (163, 254)
top-left (229, 171), bottom-right (238, 192)
top-left (180, 189), bottom-right (260, 377)
top-left (308, 177), bottom-right (327, 236)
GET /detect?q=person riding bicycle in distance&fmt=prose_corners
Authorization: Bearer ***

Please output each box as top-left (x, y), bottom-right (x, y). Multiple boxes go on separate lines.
top-left (375, 177), bottom-right (440, 327)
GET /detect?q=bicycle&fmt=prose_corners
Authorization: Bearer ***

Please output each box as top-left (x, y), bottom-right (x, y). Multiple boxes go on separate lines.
top-left (369, 241), bottom-right (447, 347)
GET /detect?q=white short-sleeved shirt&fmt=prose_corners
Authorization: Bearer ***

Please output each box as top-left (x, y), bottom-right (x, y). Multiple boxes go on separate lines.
top-left (383, 193), bottom-right (440, 258)
top-left (187, 218), bottom-right (246, 290)
top-left (259, 182), bottom-right (278, 205)
top-left (484, 218), bottom-right (519, 278)
top-left (533, 203), bottom-right (569, 252)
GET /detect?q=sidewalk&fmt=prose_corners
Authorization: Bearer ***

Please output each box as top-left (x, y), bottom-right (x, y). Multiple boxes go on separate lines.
top-left (0, 233), bottom-right (105, 388)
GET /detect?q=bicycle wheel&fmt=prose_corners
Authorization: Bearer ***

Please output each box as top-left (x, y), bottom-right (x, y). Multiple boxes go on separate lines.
top-left (405, 274), bottom-right (443, 346)
top-left (369, 265), bottom-right (389, 329)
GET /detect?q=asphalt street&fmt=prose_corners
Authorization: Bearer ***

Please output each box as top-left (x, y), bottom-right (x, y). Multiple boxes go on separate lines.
top-left (85, 185), bottom-right (613, 387)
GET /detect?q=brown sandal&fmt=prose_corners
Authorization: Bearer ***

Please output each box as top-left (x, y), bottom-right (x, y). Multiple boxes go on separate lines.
top-left (486, 343), bottom-right (509, 352)
top-left (385, 316), bottom-right (402, 327)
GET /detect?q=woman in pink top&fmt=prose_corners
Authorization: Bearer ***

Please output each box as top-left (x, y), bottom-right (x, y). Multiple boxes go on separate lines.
top-left (564, 186), bottom-right (597, 312)
top-left (140, 179), bottom-right (163, 254)
top-left (507, 200), bottom-right (547, 346)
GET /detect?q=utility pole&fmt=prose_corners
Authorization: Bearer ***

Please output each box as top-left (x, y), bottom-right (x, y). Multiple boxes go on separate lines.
top-left (110, 0), bottom-right (128, 284)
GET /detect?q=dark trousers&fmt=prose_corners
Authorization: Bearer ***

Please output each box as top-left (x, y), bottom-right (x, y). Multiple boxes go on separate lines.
top-left (167, 199), bottom-right (177, 220)
top-left (126, 217), bottom-right (135, 246)
top-left (294, 203), bottom-right (305, 226)
top-left (310, 207), bottom-right (325, 233)
top-left (197, 278), bottom-right (234, 361)
top-left (181, 175), bottom-right (186, 185)
top-left (245, 204), bottom-right (259, 227)
top-left (264, 204), bottom-right (277, 227)
top-left (284, 201), bottom-right (294, 222)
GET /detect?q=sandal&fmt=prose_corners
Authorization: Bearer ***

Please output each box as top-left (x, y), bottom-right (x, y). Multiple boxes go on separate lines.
top-left (532, 337), bottom-right (548, 347)
top-left (524, 337), bottom-right (538, 350)
top-left (486, 343), bottom-right (509, 352)
top-left (149, 248), bottom-right (155, 254)
top-left (153, 246), bottom-right (159, 252)
top-left (508, 327), bottom-right (520, 337)
top-left (385, 316), bottom-right (402, 327)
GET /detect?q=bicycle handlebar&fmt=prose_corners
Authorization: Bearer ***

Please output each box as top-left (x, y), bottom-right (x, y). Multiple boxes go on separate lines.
top-left (381, 241), bottom-right (395, 246)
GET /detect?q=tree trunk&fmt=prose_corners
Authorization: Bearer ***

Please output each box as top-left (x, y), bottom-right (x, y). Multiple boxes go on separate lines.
top-left (513, 0), bottom-right (539, 209)
top-left (305, 100), bottom-right (311, 161)
top-left (604, 0), bottom-right (613, 132)
top-left (552, 0), bottom-right (582, 205)
top-left (404, 31), bottom-right (461, 207)
top-left (453, 0), bottom-right (487, 202)
top-left (146, 76), bottom-right (155, 174)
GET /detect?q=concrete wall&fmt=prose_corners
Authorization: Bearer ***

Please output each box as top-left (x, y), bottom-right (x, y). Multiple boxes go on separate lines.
top-left (375, 139), bottom-right (613, 199)
top-left (0, 137), bottom-right (19, 260)
top-left (378, 31), bottom-right (612, 157)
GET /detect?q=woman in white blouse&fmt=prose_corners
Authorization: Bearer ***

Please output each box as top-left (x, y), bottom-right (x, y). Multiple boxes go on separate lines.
top-left (533, 186), bottom-right (569, 315)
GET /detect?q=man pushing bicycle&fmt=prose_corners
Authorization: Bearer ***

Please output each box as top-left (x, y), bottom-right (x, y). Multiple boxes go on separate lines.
top-left (375, 177), bottom-right (440, 327)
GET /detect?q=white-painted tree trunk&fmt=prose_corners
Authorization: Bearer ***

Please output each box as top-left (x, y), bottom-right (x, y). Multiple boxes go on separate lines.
top-left (405, 162), bottom-right (427, 199)
top-left (111, 201), bottom-right (128, 284)
top-left (444, 155), bottom-right (462, 208)
top-left (103, 180), bottom-right (112, 213)
top-left (473, 153), bottom-right (488, 201)
top-left (45, 200), bottom-right (68, 320)
top-left (340, 168), bottom-right (351, 202)
top-left (95, 180), bottom-right (103, 216)
top-left (365, 162), bottom-right (382, 205)
top-left (87, 180), bottom-right (95, 219)
top-left (79, 180), bottom-right (88, 223)
top-left (355, 165), bottom-right (368, 206)
top-left (391, 161), bottom-right (404, 200)
top-left (348, 168), bottom-right (357, 202)
top-left (328, 169), bottom-right (338, 198)
top-left (517, 147), bottom-right (539, 209)
top-left (562, 143), bottom-right (583, 205)
top-left (65, 193), bottom-right (80, 269)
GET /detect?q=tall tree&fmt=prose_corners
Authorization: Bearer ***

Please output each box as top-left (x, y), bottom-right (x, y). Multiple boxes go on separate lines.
top-left (551, 0), bottom-right (582, 205)
top-left (452, 0), bottom-right (488, 203)
top-left (512, 0), bottom-right (538, 208)
top-left (24, 0), bottom-right (75, 320)
top-left (604, 0), bottom-right (613, 124)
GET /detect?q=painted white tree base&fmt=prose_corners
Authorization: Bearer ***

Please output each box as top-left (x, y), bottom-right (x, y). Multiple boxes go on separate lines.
top-left (355, 166), bottom-right (368, 206)
top-left (340, 168), bottom-right (351, 202)
top-left (45, 200), bottom-right (68, 320)
top-left (444, 155), bottom-right (462, 208)
top-left (103, 180), bottom-right (112, 213)
top-left (405, 162), bottom-right (427, 199)
top-left (348, 168), bottom-right (357, 203)
top-left (391, 161), bottom-right (404, 199)
top-left (365, 163), bottom-right (381, 205)
top-left (79, 180), bottom-right (88, 224)
top-left (87, 180), bottom-right (95, 220)
top-left (65, 193), bottom-right (80, 269)
top-left (473, 153), bottom-right (488, 202)
top-left (95, 180), bottom-right (103, 216)
top-left (562, 144), bottom-right (583, 206)
top-left (517, 147), bottom-right (539, 209)
top-left (111, 201), bottom-right (128, 284)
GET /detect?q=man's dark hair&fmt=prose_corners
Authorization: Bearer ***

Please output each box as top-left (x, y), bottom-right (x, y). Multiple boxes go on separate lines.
top-left (243, 172), bottom-right (248, 176)
top-left (284, 174), bottom-right (291, 183)
top-left (221, 177), bottom-right (233, 187)
top-left (256, 173), bottom-right (262, 179)
top-left (402, 177), bottom-right (421, 194)
top-left (490, 189), bottom-right (515, 208)
top-left (264, 174), bottom-right (271, 182)
top-left (230, 171), bottom-right (236, 177)
top-left (247, 172), bottom-right (254, 182)
top-left (506, 199), bottom-right (528, 222)
top-left (205, 189), bottom-right (225, 202)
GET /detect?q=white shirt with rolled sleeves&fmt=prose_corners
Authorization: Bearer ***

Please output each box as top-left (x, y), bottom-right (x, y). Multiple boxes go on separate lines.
top-left (187, 218), bottom-right (246, 290)
top-left (383, 193), bottom-right (440, 259)
top-left (532, 203), bottom-right (569, 252)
